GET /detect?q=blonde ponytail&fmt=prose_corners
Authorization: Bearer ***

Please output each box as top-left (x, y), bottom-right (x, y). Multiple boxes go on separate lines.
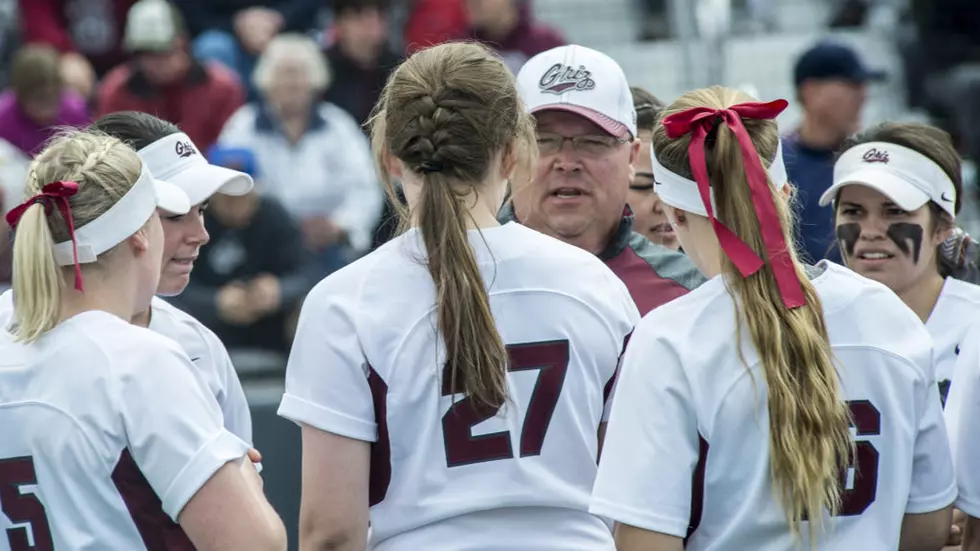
top-left (11, 201), bottom-right (65, 343)
top-left (654, 86), bottom-right (853, 545)
top-left (8, 130), bottom-right (142, 343)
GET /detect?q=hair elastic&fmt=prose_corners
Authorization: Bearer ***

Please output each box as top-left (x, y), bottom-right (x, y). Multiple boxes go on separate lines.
top-left (5, 181), bottom-right (83, 291)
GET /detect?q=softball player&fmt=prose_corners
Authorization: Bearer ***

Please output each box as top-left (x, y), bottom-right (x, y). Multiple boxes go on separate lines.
top-left (278, 42), bottom-right (638, 551)
top-left (0, 112), bottom-right (256, 445)
top-left (0, 131), bottom-right (284, 550)
top-left (821, 122), bottom-right (980, 408)
top-left (592, 86), bottom-right (956, 551)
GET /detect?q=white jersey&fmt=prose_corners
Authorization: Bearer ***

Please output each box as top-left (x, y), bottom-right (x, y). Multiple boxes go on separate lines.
top-left (945, 320), bottom-right (980, 518)
top-left (0, 291), bottom-right (252, 445)
top-left (925, 276), bottom-right (980, 404)
top-left (591, 262), bottom-right (956, 551)
top-left (0, 311), bottom-right (249, 550)
top-left (278, 222), bottom-right (639, 551)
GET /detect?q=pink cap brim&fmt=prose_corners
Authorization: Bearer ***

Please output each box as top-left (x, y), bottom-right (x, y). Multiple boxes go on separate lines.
top-left (531, 104), bottom-right (631, 138)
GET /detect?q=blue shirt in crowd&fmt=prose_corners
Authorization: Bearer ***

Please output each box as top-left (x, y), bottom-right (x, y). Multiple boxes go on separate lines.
top-left (783, 131), bottom-right (842, 264)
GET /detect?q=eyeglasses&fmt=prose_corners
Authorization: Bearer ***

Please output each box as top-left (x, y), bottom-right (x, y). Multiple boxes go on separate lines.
top-left (536, 132), bottom-right (631, 157)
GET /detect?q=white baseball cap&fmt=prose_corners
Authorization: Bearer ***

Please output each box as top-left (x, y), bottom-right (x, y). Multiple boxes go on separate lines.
top-left (137, 133), bottom-right (254, 206)
top-left (516, 45), bottom-right (637, 138)
top-left (820, 141), bottom-right (956, 218)
top-left (124, 0), bottom-right (185, 53)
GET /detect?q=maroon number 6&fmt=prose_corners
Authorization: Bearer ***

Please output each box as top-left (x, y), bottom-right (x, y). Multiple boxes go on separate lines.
top-left (0, 456), bottom-right (54, 550)
top-left (837, 400), bottom-right (881, 516)
top-left (441, 340), bottom-right (570, 468)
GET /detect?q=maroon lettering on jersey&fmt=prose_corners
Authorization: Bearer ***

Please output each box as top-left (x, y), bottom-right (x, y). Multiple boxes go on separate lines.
top-left (368, 365), bottom-right (392, 507)
top-left (111, 450), bottom-right (195, 550)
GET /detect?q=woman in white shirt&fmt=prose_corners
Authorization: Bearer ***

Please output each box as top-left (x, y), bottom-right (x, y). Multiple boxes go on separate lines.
top-left (820, 121), bottom-right (980, 407)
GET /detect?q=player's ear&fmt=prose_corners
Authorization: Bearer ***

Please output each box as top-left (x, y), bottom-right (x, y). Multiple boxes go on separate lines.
top-left (500, 141), bottom-right (518, 180)
top-left (383, 147), bottom-right (404, 179)
top-left (128, 227), bottom-right (150, 255)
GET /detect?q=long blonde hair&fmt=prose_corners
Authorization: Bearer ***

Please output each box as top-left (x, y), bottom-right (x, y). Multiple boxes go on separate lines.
top-left (11, 130), bottom-right (142, 343)
top-left (369, 42), bottom-right (537, 409)
top-left (653, 86), bottom-right (853, 543)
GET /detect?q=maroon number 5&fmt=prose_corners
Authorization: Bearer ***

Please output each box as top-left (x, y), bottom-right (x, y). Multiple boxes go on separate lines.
top-left (838, 400), bottom-right (881, 516)
top-left (0, 456), bottom-right (54, 550)
top-left (441, 340), bottom-right (570, 468)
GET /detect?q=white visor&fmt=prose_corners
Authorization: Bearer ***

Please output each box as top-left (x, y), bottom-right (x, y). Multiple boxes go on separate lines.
top-left (651, 140), bottom-right (789, 217)
top-left (820, 141), bottom-right (956, 218)
top-left (138, 132), bottom-right (254, 206)
top-left (52, 163), bottom-right (190, 266)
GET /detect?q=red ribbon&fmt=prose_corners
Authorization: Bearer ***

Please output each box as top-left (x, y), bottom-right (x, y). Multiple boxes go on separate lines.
top-left (5, 181), bottom-right (84, 291)
top-left (661, 99), bottom-right (805, 309)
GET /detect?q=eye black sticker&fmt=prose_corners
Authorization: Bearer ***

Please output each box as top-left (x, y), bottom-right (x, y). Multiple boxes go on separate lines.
top-left (886, 223), bottom-right (924, 263)
top-left (836, 223), bottom-right (861, 257)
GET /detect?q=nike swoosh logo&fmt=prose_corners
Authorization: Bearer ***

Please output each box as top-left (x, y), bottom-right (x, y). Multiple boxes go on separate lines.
top-left (189, 357), bottom-right (201, 363)
top-left (941, 192), bottom-right (954, 202)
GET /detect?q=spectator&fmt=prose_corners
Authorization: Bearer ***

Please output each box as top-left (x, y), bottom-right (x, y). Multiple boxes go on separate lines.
top-left (0, 45), bottom-right (91, 157)
top-left (628, 85), bottom-right (678, 250)
top-left (323, 0), bottom-right (402, 129)
top-left (169, 145), bottom-right (313, 354)
top-left (97, 0), bottom-right (245, 153)
top-left (218, 33), bottom-right (382, 278)
top-left (0, 137), bottom-right (29, 293)
top-left (19, 0), bottom-right (137, 99)
top-left (466, 0), bottom-right (566, 74)
top-left (402, 0), bottom-right (468, 54)
top-left (172, 0), bottom-right (322, 98)
top-left (508, 45), bottom-right (704, 315)
top-left (782, 41), bottom-right (884, 264)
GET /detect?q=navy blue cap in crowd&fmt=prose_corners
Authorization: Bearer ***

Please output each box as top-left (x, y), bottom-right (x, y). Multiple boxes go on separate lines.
top-left (793, 41), bottom-right (887, 87)
top-left (206, 145), bottom-right (259, 178)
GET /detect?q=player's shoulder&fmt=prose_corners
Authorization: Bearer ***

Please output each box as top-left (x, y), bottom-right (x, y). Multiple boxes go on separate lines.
top-left (149, 297), bottom-right (224, 360)
top-left (0, 289), bottom-right (12, 329)
top-left (304, 238), bottom-right (399, 314)
top-left (941, 276), bottom-right (980, 305)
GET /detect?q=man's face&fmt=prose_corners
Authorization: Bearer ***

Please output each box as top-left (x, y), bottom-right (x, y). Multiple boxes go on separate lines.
top-left (515, 110), bottom-right (637, 253)
top-left (137, 45), bottom-right (186, 87)
top-left (267, 59), bottom-right (313, 114)
top-left (802, 78), bottom-right (868, 138)
top-left (335, 7), bottom-right (388, 55)
top-left (465, 0), bottom-right (514, 28)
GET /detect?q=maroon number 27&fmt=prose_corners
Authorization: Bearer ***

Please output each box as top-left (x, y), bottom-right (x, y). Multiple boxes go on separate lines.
top-left (0, 456), bottom-right (54, 550)
top-left (441, 340), bottom-right (570, 468)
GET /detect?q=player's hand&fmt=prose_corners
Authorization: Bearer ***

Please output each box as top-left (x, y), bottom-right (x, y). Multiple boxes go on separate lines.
top-left (233, 7), bottom-right (283, 54)
top-left (59, 52), bottom-right (96, 99)
top-left (301, 216), bottom-right (347, 250)
top-left (945, 508), bottom-right (967, 547)
top-left (249, 274), bottom-right (281, 316)
top-left (217, 282), bottom-right (256, 325)
top-left (247, 447), bottom-right (263, 464)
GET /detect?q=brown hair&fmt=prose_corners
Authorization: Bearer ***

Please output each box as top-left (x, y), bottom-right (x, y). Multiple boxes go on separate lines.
top-left (836, 121), bottom-right (961, 275)
top-left (630, 86), bottom-right (665, 135)
top-left (653, 86), bottom-right (852, 543)
top-left (369, 42), bottom-right (536, 409)
top-left (12, 131), bottom-right (142, 343)
top-left (10, 44), bottom-right (61, 99)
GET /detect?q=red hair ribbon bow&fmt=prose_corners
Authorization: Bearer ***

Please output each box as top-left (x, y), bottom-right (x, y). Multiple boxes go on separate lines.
top-left (662, 99), bottom-right (805, 309)
top-left (5, 181), bottom-right (84, 291)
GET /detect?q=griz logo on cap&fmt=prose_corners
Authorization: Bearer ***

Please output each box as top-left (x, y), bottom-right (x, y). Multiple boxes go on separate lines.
top-left (175, 141), bottom-right (198, 158)
top-left (539, 63), bottom-right (596, 95)
top-left (862, 148), bottom-right (889, 164)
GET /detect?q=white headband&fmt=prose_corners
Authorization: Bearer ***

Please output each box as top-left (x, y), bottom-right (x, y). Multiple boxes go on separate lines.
top-left (820, 141), bottom-right (956, 218)
top-left (52, 164), bottom-right (179, 266)
top-left (651, 140), bottom-right (788, 217)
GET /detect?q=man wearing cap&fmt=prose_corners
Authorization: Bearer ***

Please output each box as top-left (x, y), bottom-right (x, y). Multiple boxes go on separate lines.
top-left (97, 0), bottom-right (245, 152)
top-left (508, 45), bottom-right (704, 315)
top-left (783, 40), bottom-right (885, 264)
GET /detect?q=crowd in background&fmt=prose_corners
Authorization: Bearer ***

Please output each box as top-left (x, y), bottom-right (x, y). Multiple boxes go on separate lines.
top-left (0, 0), bottom-right (977, 365)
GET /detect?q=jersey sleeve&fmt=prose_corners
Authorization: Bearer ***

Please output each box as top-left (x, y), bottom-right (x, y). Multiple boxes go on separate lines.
top-left (906, 342), bottom-right (958, 514)
top-left (948, 325), bottom-right (980, 517)
top-left (590, 318), bottom-right (698, 537)
top-left (114, 338), bottom-right (250, 521)
top-left (600, 269), bottom-right (641, 423)
top-left (277, 278), bottom-right (377, 442)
